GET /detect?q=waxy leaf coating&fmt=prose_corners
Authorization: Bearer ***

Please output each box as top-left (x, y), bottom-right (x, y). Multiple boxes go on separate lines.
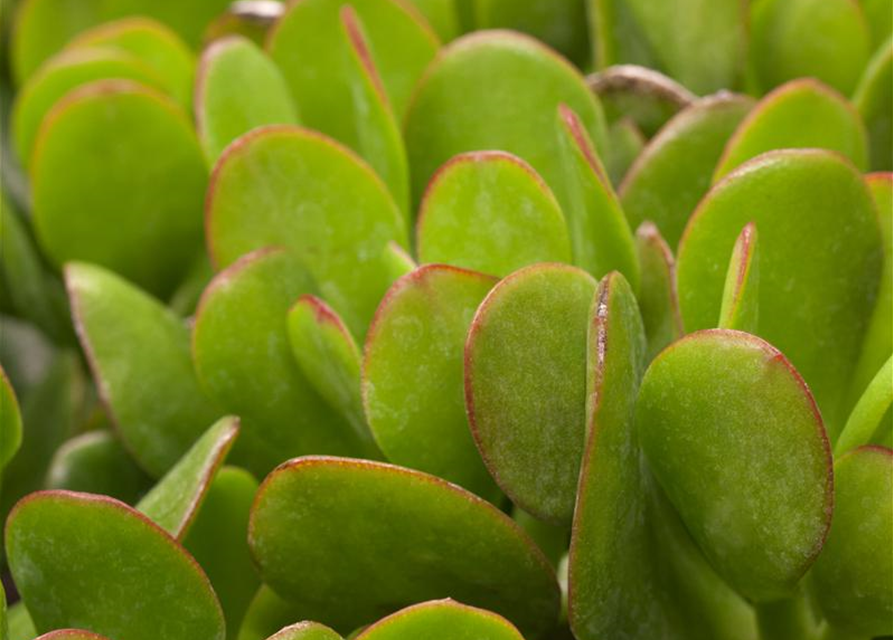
top-left (466, 263), bottom-right (597, 523)
top-left (249, 456), bottom-right (560, 637)
top-left (636, 330), bottom-right (833, 602)
top-left (354, 599), bottom-right (526, 640)
top-left (36, 632), bottom-right (110, 640)
top-left (416, 151), bottom-right (571, 276)
top-left (363, 264), bottom-right (499, 499)
top-left (634, 223), bottom-right (683, 362)
top-left (6, 491), bottom-right (225, 640)
top-left (266, 622), bottom-right (343, 640)
top-left (717, 223), bottom-right (759, 333)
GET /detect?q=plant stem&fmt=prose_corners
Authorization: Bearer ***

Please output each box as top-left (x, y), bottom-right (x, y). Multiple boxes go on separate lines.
top-left (755, 596), bottom-right (817, 640)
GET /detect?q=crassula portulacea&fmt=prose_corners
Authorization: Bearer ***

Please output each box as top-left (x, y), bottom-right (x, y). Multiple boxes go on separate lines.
top-left (0, 1), bottom-right (890, 639)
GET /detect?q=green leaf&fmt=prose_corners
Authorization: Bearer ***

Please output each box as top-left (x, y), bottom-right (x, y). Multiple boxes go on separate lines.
top-left (265, 622), bottom-right (342, 640)
top-left (0, 364), bottom-right (23, 470)
top-left (238, 587), bottom-right (300, 640)
top-left (6, 491), bottom-right (225, 640)
top-left (33, 80), bottom-right (207, 297)
top-left (363, 264), bottom-right (500, 499)
top-left (137, 416), bottom-right (239, 539)
top-left (620, 93), bottom-right (754, 249)
top-left (465, 263), bottom-right (597, 523)
top-left (196, 36), bottom-right (298, 166)
top-left (717, 222), bottom-right (759, 333)
top-left (287, 295), bottom-right (379, 458)
top-left (193, 248), bottom-right (367, 479)
top-left (811, 446), bottom-right (893, 637)
top-left (416, 151), bottom-right (571, 276)
top-left (355, 599), bottom-right (526, 640)
top-left (65, 261), bottom-right (219, 477)
top-left (636, 330), bottom-right (833, 602)
top-left (249, 456), bottom-right (560, 637)
top-left (853, 39), bottom-right (892, 172)
top-left (555, 106), bottom-right (639, 289)
top-left (35, 631), bottom-right (110, 640)
top-left (677, 150), bottom-right (883, 434)
top-left (634, 222), bottom-right (683, 362)
top-left (861, 0), bottom-right (892, 48)
top-left (205, 126), bottom-right (406, 337)
top-left (405, 30), bottom-right (607, 207)
top-left (7, 602), bottom-right (36, 640)
top-left (836, 356), bottom-right (893, 456)
top-left (714, 79), bottom-right (868, 180)
top-left (604, 118), bottom-right (645, 186)
top-left (185, 466), bottom-right (261, 640)
top-left (749, 0), bottom-right (871, 95)
top-left (65, 17), bottom-right (195, 109)
top-left (46, 430), bottom-right (153, 504)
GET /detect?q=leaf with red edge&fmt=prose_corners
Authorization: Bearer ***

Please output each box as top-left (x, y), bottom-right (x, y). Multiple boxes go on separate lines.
top-left (718, 223), bottom-right (759, 332)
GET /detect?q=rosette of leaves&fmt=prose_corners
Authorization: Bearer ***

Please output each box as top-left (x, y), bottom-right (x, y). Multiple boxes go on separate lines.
top-left (0, 1), bottom-right (891, 640)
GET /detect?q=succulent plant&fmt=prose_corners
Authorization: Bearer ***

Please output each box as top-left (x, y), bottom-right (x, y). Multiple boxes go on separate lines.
top-left (0, 1), bottom-right (890, 640)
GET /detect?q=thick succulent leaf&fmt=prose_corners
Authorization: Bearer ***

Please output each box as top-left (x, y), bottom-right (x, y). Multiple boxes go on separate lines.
top-left (13, 47), bottom-right (166, 168)
top-left (35, 632), bottom-right (111, 640)
top-left (47, 430), bottom-right (153, 504)
top-left (363, 264), bottom-right (500, 499)
top-left (604, 118), bottom-right (645, 186)
top-left (203, 2), bottom-right (283, 45)
top-left (287, 295), bottom-right (379, 458)
top-left (465, 263), bottom-right (597, 523)
top-left (836, 357), bottom-right (893, 456)
top-left (238, 587), bottom-right (301, 640)
top-left (714, 79), bottom-right (868, 180)
top-left (405, 30), bottom-right (607, 207)
top-left (185, 466), bottom-right (261, 640)
top-left (555, 106), bottom-right (639, 288)
top-left (193, 248), bottom-right (365, 478)
top-left (512, 509), bottom-right (568, 569)
top-left (0, 364), bottom-right (22, 470)
top-left (205, 126), bottom-right (406, 337)
top-left (137, 416), bottom-right (239, 539)
top-left (33, 80), bottom-right (207, 297)
top-left (266, 622), bottom-right (343, 640)
top-left (636, 330), bottom-right (833, 602)
top-left (6, 491), bottom-right (225, 640)
top-left (811, 446), bottom-right (893, 636)
top-left (854, 40), bottom-right (892, 172)
top-left (620, 93), bottom-right (754, 249)
top-left (11, 0), bottom-right (232, 82)
top-left (249, 457), bottom-right (560, 637)
top-left (416, 151), bottom-right (571, 276)
top-left (7, 602), bottom-right (36, 640)
top-left (677, 150), bottom-right (883, 434)
top-left (65, 261), bottom-right (219, 477)
top-left (634, 223), bottom-right (683, 362)
top-left (717, 223), bottom-right (759, 333)
top-left (749, 0), bottom-right (871, 94)
top-left (402, 0), bottom-right (459, 41)
top-left (196, 36), bottom-right (298, 165)
top-left (355, 599), bottom-right (526, 640)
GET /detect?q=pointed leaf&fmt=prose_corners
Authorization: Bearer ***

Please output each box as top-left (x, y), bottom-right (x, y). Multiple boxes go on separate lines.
top-left (266, 622), bottom-right (342, 640)
top-left (634, 223), bottom-right (683, 361)
top-left (718, 222), bottom-right (759, 332)
top-left (416, 151), bottom-right (571, 276)
top-left (0, 365), bottom-right (22, 470)
top-left (636, 330), bottom-right (833, 602)
top-left (6, 491), bottom-right (225, 640)
top-left (355, 599), bottom-right (526, 640)
top-left (465, 263), bottom-right (597, 523)
top-left (66, 261), bottom-right (219, 477)
top-left (854, 40), bottom-right (892, 171)
top-left (249, 456), bottom-right (560, 637)
top-left (363, 264), bottom-right (500, 499)
top-left (836, 356), bottom-right (893, 456)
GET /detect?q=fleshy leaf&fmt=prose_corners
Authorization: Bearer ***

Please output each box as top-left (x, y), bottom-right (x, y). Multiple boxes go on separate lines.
top-left (137, 416), bottom-right (239, 539)
top-left (8, 601), bottom-right (36, 640)
top-left (33, 80), bottom-right (207, 296)
top-left (749, 0), bottom-right (871, 94)
top-left (811, 446), bottom-right (893, 637)
top-left (249, 456), bottom-right (560, 637)
top-left (355, 599), bottom-right (526, 640)
top-left (416, 151), bottom-right (571, 276)
top-left (836, 357), bottom-right (893, 456)
top-left (717, 223), bottom-right (759, 332)
top-left (0, 364), bottom-right (23, 470)
top-left (677, 150), bottom-right (883, 434)
top-left (405, 30), bottom-right (607, 206)
top-left (65, 261), bottom-right (219, 477)
top-left (465, 263), bottom-right (597, 523)
top-left (555, 106), bottom-right (639, 288)
top-left (604, 118), bottom-right (645, 186)
top-left (620, 93), bottom-right (754, 249)
top-left (196, 36), bottom-right (298, 165)
top-left (6, 491), bottom-right (225, 640)
top-left (35, 631), bottom-right (111, 640)
top-left (287, 295), bottom-right (379, 457)
top-left (193, 248), bottom-right (366, 479)
top-left (636, 330), bottom-right (833, 602)
top-left (205, 125), bottom-right (406, 337)
top-left (363, 264), bottom-right (500, 499)
top-left (266, 622), bottom-right (343, 640)
top-left (634, 223), bottom-right (683, 362)
top-left (854, 40), bottom-right (892, 172)
top-left (714, 79), bottom-right (868, 180)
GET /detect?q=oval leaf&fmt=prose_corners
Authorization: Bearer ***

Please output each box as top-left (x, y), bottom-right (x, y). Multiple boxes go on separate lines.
top-left (355, 599), bottom-right (526, 640)
top-left (36, 631), bottom-right (111, 640)
top-left (266, 622), bottom-right (342, 640)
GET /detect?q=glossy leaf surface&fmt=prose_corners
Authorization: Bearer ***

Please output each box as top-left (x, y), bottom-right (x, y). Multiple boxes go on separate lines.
top-left (363, 265), bottom-right (499, 499)
top-left (416, 151), bottom-right (571, 276)
top-left (355, 599), bottom-right (526, 640)
top-left (717, 223), bottom-right (759, 333)
top-left (636, 330), bottom-right (833, 602)
top-left (634, 223), bottom-right (682, 362)
top-left (249, 457), bottom-right (560, 637)
top-left (466, 263), bottom-right (597, 523)
top-left (6, 491), bottom-right (225, 640)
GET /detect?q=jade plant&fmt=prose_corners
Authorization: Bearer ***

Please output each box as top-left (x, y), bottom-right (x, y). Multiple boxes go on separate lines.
top-left (0, 0), bottom-right (891, 639)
